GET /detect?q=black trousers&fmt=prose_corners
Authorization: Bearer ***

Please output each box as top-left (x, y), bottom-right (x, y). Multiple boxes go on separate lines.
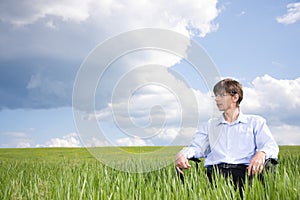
top-left (206, 159), bottom-right (277, 195)
top-left (206, 164), bottom-right (251, 195)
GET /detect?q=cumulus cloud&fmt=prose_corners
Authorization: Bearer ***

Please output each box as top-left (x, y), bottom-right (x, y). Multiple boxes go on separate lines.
top-left (3, 75), bottom-right (297, 148)
top-left (83, 137), bottom-right (111, 147)
top-left (36, 133), bottom-right (82, 147)
top-left (80, 64), bottom-right (215, 147)
top-left (4, 74), bottom-right (296, 148)
top-left (0, 0), bottom-right (90, 26)
top-left (0, 131), bottom-right (33, 148)
top-left (0, 0), bottom-right (220, 37)
top-left (99, 66), bottom-right (213, 127)
top-left (85, 74), bottom-right (300, 146)
top-left (116, 137), bottom-right (152, 146)
top-left (242, 75), bottom-right (300, 125)
top-left (239, 75), bottom-right (300, 145)
top-left (0, 0), bottom-right (220, 110)
top-left (81, 64), bottom-right (214, 146)
top-left (276, 2), bottom-right (300, 24)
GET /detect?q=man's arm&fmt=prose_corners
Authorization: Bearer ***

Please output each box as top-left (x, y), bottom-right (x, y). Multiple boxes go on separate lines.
top-left (255, 117), bottom-right (279, 159)
top-left (249, 117), bottom-right (279, 175)
top-left (175, 125), bottom-right (210, 174)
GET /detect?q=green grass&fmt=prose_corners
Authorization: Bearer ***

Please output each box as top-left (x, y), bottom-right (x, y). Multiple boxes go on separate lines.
top-left (0, 146), bottom-right (299, 199)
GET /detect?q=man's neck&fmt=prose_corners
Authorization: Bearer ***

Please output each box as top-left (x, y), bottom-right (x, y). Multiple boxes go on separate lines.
top-left (223, 107), bottom-right (240, 123)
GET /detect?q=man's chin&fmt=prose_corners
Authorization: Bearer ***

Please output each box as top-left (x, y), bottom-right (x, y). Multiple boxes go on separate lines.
top-left (217, 106), bottom-right (225, 111)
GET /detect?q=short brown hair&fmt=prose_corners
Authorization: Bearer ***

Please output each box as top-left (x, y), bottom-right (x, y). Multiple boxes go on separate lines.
top-left (213, 78), bottom-right (243, 105)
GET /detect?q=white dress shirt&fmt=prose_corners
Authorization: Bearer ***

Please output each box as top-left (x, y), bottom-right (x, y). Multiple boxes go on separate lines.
top-left (182, 112), bottom-right (279, 167)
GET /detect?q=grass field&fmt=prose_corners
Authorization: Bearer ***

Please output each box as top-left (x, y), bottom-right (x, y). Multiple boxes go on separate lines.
top-left (0, 146), bottom-right (299, 199)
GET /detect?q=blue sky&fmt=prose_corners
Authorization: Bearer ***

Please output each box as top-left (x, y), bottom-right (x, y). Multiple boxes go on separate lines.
top-left (0, 0), bottom-right (300, 148)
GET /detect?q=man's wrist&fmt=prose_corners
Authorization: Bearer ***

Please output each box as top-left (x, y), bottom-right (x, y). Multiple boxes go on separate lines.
top-left (258, 150), bottom-right (267, 159)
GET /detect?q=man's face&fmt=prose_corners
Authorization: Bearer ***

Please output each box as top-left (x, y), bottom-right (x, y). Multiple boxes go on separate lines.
top-left (214, 91), bottom-right (236, 111)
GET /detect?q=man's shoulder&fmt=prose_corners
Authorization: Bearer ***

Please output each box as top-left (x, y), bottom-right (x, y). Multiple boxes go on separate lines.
top-left (208, 116), bottom-right (222, 124)
top-left (240, 113), bottom-right (266, 123)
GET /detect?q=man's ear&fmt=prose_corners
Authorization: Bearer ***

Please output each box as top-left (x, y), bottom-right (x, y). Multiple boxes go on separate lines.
top-left (232, 94), bottom-right (239, 103)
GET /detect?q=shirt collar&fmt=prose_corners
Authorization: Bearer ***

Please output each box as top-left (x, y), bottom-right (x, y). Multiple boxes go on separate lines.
top-left (237, 112), bottom-right (247, 123)
top-left (217, 111), bottom-right (247, 125)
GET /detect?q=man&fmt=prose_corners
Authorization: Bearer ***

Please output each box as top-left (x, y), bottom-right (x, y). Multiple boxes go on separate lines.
top-left (175, 78), bottom-right (279, 192)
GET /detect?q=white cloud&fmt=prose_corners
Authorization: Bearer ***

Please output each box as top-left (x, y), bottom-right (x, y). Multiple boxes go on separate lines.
top-left (91, 65), bottom-right (212, 140)
top-left (113, 128), bottom-right (187, 146)
top-left (86, 68), bottom-right (215, 147)
top-left (36, 133), bottom-right (82, 147)
top-left (45, 20), bottom-right (58, 29)
top-left (116, 136), bottom-right (152, 146)
top-left (0, 0), bottom-right (90, 26)
top-left (241, 75), bottom-right (300, 145)
top-left (271, 61), bottom-right (285, 68)
top-left (88, 107), bottom-right (112, 121)
top-left (2, 131), bottom-right (28, 137)
top-left (243, 74), bottom-right (300, 117)
top-left (0, 0), bottom-right (220, 37)
top-left (237, 11), bottom-right (246, 17)
top-left (84, 137), bottom-right (111, 147)
top-left (270, 124), bottom-right (300, 145)
top-left (80, 74), bottom-right (300, 146)
top-left (1, 0), bottom-right (221, 111)
top-left (276, 2), bottom-right (300, 24)
top-left (17, 142), bottom-right (32, 148)
top-left (0, 131), bottom-right (34, 148)
top-left (126, 84), bottom-right (182, 127)
top-left (89, 0), bottom-right (220, 37)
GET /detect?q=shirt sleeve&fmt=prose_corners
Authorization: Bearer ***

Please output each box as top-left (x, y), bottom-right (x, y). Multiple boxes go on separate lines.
top-left (254, 116), bottom-right (279, 159)
top-left (180, 124), bottom-right (211, 159)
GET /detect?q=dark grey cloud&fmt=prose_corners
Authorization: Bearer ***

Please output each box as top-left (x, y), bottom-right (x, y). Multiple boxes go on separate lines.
top-left (0, 17), bottom-right (100, 110)
top-left (0, 0), bottom-right (220, 111)
top-left (0, 57), bottom-right (78, 109)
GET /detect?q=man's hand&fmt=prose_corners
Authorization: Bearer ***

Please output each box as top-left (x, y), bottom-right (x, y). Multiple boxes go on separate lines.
top-left (175, 153), bottom-right (191, 174)
top-left (247, 151), bottom-right (266, 176)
